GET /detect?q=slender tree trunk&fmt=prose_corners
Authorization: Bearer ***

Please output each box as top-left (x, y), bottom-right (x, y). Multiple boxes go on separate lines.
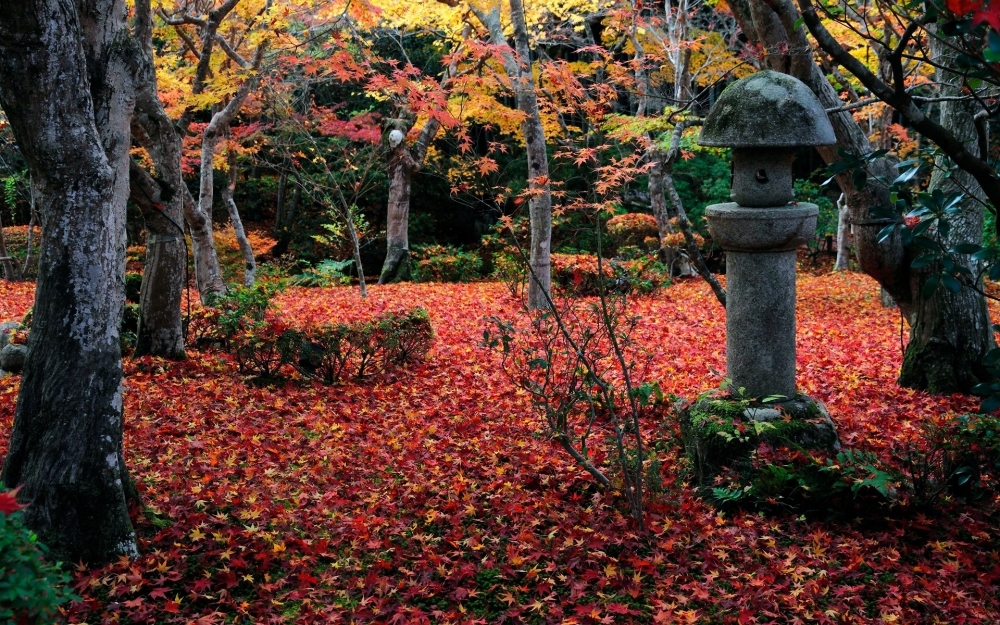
top-left (0, 0), bottom-right (139, 563)
top-left (833, 193), bottom-right (851, 271)
top-left (664, 172), bottom-right (727, 306)
top-left (222, 146), bottom-right (256, 286)
top-left (379, 148), bottom-right (415, 284)
top-left (274, 166), bottom-right (287, 239)
top-left (509, 0), bottom-right (552, 308)
top-left (472, 2), bottom-right (553, 308)
top-left (130, 0), bottom-right (186, 358)
top-left (272, 181), bottom-right (300, 257)
top-left (184, 185), bottom-right (227, 303)
top-left (0, 210), bottom-right (23, 280)
top-left (897, 33), bottom-right (992, 392)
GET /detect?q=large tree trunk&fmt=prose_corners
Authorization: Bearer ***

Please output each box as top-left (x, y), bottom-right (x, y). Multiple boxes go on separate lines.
top-left (379, 147), bottom-right (416, 284)
top-left (0, 0), bottom-right (139, 563)
top-left (897, 33), bottom-right (992, 392)
top-left (130, 0), bottom-right (186, 358)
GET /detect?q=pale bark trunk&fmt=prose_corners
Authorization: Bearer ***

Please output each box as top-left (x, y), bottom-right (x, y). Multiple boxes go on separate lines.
top-left (191, 70), bottom-right (259, 301)
top-left (0, 0), bottom-right (138, 563)
top-left (833, 193), bottom-right (851, 271)
top-left (184, 185), bottom-right (227, 304)
top-left (648, 152), bottom-right (674, 261)
top-left (473, 2), bottom-right (552, 308)
top-left (130, 0), bottom-right (186, 358)
top-left (897, 34), bottom-right (992, 392)
top-left (664, 172), bottom-right (727, 306)
top-left (509, 0), bottom-right (552, 309)
top-left (222, 146), bottom-right (256, 286)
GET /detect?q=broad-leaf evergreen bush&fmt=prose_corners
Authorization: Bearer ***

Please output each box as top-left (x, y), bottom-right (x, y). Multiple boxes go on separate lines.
top-left (0, 488), bottom-right (76, 623)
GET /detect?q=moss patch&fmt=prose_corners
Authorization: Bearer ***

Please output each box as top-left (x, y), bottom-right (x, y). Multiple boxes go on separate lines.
top-left (679, 391), bottom-right (839, 488)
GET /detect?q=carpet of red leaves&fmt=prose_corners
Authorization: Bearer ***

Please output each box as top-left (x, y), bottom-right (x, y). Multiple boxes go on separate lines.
top-left (1, 272), bottom-right (999, 624)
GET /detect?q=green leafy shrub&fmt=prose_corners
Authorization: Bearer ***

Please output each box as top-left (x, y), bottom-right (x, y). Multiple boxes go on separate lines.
top-left (710, 448), bottom-right (896, 512)
top-left (892, 413), bottom-right (1000, 506)
top-left (124, 272), bottom-right (143, 303)
top-left (411, 244), bottom-right (482, 283)
top-left (0, 488), bottom-right (76, 623)
top-left (298, 308), bottom-right (434, 383)
top-left (290, 259), bottom-right (354, 287)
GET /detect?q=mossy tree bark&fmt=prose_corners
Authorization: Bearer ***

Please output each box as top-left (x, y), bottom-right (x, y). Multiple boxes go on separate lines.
top-left (897, 33), bottom-right (993, 391)
top-left (0, 0), bottom-right (139, 563)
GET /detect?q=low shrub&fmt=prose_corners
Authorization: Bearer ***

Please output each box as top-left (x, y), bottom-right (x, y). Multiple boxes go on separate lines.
top-left (228, 315), bottom-right (299, 378)
top-left (550, 253), bottom-right (668, 296)
top-left (892, 413), bottom-right (1000, 506)
top-left (0, 488), bottom-right (76, 623)
top-left (412, 244), bottom-right (482, 283)
top-left (298, 308), bottom-right (434, 383)
top-left (606, 213), bottom-right (659, 249)
top-left (703, 412), bottom-right (1000, 515)
top-left (290, 259), bottom-right (354, 287)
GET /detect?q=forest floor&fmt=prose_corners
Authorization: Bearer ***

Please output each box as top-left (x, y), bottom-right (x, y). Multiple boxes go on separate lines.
top-left (1, 271), bottom-right (999, 624)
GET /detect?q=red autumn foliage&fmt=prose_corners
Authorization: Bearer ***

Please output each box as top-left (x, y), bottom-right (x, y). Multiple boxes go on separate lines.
top-left (0, 485), bottom-right (25, 515)
top-left (0, 273), bottom-right (999, 623)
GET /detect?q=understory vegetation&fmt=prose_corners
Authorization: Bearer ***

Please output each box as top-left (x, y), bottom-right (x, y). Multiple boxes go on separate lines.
top-left (2, 271), bottom-right (1000, 623)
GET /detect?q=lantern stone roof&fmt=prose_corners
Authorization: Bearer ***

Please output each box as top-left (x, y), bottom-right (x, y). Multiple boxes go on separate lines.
top-left (698, 70), bottom-right (836, 148)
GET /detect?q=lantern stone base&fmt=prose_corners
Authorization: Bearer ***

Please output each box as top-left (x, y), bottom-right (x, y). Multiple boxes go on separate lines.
top-left (678, 393), bottom-right (840, 488)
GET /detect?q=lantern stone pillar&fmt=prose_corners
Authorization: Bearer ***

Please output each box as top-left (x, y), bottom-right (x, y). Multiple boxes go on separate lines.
top-left (698, 70), bottom-right (835, 399)
top-left (679, 71), bottom-right (841, 488)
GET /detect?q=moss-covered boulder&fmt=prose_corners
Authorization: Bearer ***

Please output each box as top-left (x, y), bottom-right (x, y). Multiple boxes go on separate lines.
top-left (679, 392), bottom-right (839, 487)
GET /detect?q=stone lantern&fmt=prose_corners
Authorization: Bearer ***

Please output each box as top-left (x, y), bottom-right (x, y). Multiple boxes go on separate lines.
top-left (699, 70), bottom-right (836, 400)
top-left (679, 71), bottom-right (840, 488)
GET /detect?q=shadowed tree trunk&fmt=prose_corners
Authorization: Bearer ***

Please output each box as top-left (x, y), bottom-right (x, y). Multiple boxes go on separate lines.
top-left (379, 118), bottom-right (441, 284)
top-left (897, 33), bottom-right (992, 391)
top-left (0, 0), bottom-right (139, 563)
top-left (130, 0), bottom-right (186, 358)
top-left (380, 145), bottom-right (418, 283)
